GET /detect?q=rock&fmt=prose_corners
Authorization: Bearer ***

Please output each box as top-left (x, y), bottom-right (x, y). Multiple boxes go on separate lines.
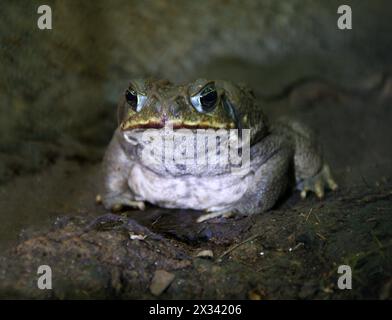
top-left (149, 270), bottom-right (175, 296)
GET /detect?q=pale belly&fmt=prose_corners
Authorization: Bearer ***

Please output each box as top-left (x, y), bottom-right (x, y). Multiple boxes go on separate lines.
top-left (128, 163), bottom-right (254, 211)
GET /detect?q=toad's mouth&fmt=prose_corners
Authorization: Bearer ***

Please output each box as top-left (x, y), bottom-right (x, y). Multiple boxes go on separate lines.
top-left (120, 119), bottom-right (236, 130)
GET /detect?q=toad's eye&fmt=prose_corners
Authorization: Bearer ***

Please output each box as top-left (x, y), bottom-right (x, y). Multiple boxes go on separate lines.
top-left (190, 83), bottom-right (218, 113)
top-left (125, 88), bottom-right (147, 112)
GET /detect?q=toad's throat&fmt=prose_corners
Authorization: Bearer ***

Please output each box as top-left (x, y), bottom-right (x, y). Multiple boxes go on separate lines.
top-left (121, 119), bottom-right (236, 130)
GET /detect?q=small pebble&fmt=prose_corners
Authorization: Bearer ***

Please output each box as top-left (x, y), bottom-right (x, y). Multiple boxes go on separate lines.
top-left (196, 250), bottom-right (214, 259)
top-left (95, 194), bottom-right (102, 204)
top-left (129, 233), bottom-right (146, 240)
top-left (248, 289), bottom-right (264, 300)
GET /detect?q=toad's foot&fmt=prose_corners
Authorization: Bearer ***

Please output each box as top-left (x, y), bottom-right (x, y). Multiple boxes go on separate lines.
top-left (103, 193), bottom-right (146, 212)
top-left (298, 164), bottom-right (338, 199)
top-left (197, 210), bottom-right (234, 223)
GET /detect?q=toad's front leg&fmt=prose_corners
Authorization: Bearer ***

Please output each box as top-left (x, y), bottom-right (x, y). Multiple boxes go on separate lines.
top-left (274, 120), bottom-right (338, 199)
top-left (102, 133), bottom-right (146, 212)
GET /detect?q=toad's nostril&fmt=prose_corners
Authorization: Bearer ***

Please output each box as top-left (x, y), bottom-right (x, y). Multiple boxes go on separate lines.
top-left (169, 106), bottom-right (178, 117)
top-left (161, 112), bottom-right (168, 123)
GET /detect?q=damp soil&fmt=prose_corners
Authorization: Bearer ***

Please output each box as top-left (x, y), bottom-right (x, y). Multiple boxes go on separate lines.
top-left (0, 75), bottom-right (392, 299)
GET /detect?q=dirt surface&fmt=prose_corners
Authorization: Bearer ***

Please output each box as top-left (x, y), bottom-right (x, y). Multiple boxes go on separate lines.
top-left (0, 76), bottom-right (391, 299)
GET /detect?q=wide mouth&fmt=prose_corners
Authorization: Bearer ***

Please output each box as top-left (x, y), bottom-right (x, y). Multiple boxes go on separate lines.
top-left (121, 119), bottom-right (236, 131)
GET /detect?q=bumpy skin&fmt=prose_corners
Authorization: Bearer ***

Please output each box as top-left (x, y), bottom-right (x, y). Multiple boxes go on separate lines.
top-left (102, 79), bottom-right (337, 221)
